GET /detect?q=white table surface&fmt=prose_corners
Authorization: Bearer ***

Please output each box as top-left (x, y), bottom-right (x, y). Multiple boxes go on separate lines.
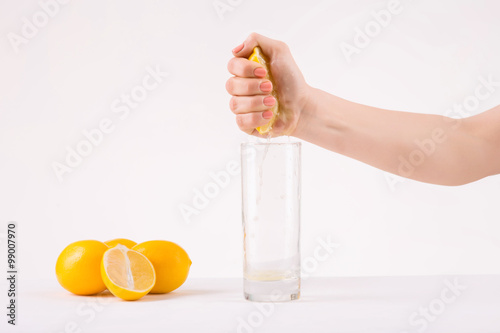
top-left (2, 276), bottom-right (500, 333)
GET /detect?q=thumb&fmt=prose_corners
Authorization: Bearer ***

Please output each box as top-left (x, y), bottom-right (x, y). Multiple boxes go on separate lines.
top-left (232, 33), bottom-right (285, 59)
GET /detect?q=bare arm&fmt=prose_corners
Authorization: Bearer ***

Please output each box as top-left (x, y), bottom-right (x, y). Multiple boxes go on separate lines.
top-left (227, 33), bottom-right (500, 186)
top-left (295, 88), bottom-right (500, 185)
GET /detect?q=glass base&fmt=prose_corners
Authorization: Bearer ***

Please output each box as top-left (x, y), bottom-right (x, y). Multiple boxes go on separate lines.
top-left (244, 277), bottom-right (300, 302)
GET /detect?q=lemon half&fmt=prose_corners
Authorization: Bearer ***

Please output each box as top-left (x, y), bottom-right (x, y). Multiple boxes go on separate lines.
top-left (101, 245), bottom-right (156, 301)
top-left (248, 46), bottom-right (280, 135)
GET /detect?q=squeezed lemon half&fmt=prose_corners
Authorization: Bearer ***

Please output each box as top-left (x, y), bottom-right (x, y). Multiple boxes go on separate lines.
top-left (248, 46), bottom-right (280, 135)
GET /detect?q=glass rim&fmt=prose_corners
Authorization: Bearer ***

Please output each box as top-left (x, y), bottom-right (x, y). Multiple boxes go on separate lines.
top-left (241, 141), bottom-right (301, 147)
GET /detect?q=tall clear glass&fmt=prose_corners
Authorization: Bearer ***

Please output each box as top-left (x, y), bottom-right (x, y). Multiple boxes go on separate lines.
top-left (241, 142), bottom-right (301, 302)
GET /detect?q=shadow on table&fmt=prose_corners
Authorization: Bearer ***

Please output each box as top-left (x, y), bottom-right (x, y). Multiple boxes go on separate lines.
top-left (137, 288), bottom-right (222, 302)
top-left (54, 288), bottom-right (223, 302)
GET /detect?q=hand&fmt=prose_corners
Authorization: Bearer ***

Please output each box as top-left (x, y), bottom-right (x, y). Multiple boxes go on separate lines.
top-left (226, 33), bottom-right (311, 137)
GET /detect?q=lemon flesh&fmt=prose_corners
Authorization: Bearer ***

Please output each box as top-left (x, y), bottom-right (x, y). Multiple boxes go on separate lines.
top-left (101, 245), bottom-right (156, 301)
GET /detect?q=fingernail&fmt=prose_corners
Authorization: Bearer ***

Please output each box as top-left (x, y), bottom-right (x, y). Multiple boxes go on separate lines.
top-left (262, 111), bottom-right (274, 119)
top-left (260, 81), bottom-right (272, 92)
top-left (263, 96), bottom-right (275, 106)
top-left (254, 67), bottom-right (266, 77)
top-left (232, 43), bottom-right (244, 54)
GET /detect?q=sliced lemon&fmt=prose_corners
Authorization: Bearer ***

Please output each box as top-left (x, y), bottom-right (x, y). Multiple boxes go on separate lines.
top-left (101, 245), bottom-right (156, 301)
top-left (248, 46), bottom-right (280, 135)
top-left (104, 238), bottom-right (137, 249)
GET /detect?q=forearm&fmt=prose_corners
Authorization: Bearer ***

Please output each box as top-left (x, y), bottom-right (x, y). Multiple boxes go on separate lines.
top-left (295, 87), bottom-right (500, 185)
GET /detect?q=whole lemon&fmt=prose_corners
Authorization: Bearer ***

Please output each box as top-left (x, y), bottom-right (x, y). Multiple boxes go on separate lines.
top-left (104, 238), bottom-right (137, 249)
top-left (55, 240), bottom-right (109, 295)
top-left (132, 240), bottom-right (191, 294)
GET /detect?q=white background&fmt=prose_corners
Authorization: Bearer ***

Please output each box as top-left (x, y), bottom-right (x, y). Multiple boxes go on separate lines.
top-left (1, 0), bottom-right (500, 281)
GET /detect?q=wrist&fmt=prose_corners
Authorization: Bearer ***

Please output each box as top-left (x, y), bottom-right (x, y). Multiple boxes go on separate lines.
top-left (292, 87), bottom-right (347, 153)
top-left (291, 85), bottom-right (319, 139)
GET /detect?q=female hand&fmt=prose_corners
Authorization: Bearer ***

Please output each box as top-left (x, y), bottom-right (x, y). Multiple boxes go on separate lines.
top-left (226, 33), bottom-right (311, 137)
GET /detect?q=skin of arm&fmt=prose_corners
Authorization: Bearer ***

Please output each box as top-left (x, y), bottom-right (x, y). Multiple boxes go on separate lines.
top-left (227, 33), bottom-right (500, 186)
top-left (295, 88), bottom-right (500, 185)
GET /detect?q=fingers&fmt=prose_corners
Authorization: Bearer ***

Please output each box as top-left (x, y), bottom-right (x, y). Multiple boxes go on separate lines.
top-left (226, 77), bottom-right (273, 96)
top-left (228, 33), bottom-right (287, 136)
top-left (235, 112), bottom-right (274, 134)
top-left (230, 95), bottom-right (276, 114)
top-left (232, 32), bottom-right (288, 58)
top-left (227, 57), bottom-right (267, 78)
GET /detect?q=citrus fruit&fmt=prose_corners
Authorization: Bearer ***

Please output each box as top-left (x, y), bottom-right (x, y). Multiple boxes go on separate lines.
top-left (55, 240), bottom-right (108, 295)
top-left (104, 238), bottom-right (137, 249)
top-left (101, 245), bottom-right (156, 301)
top-left (132, 240), bottom-right (191, 294)
top-left (248, 46), bottom-right (280, 134)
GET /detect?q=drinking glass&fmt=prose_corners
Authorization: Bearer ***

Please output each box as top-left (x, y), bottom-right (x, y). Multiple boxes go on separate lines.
top-left (241, 141), bottom-right (301, 302)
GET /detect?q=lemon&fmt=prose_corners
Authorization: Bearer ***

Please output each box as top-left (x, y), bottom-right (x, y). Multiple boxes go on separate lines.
top-left (132, 240), bottom-right (191, 294)
top-left (248, 46), bottom-right (280, 135)
top-left (55, 240), bottom-right (108, 295)
top-left (104, 238), bottom-right (137, 249)
top-left (101, 245), bottom-right (156, 301)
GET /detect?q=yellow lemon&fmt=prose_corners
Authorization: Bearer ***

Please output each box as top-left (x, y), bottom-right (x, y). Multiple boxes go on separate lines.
top-left (104, 238), bottom-right (137, 249)
top-left (132, 240), bottom-right (191, 294)
top-left (248, 46), bottom-right (280, 134)
top-left (55, 240), bottom-right (108, 295)
top-left (101, 245), bottom-right (156, 301)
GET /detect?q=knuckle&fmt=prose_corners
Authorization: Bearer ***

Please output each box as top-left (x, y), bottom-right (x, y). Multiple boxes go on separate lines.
top-left (253, 80), bottom-right (260, 92)
top-left (248, 32), bottom-right (259, 41)
top-left (258, 79), bottom-right (269, 91)
top-left (256, 96), bottom-right (264, 108)
top-left (235, 115), bottom-right (246, 129)
top-left (227, 58), bottom-right (237, 72)
top-left (229, 97), bottom-right (237, 112)
top-left (248, 64), bottom-right (258, 76)
top-left (225, 78), bottom-right (234, 94)
top-left (243, 80), bottom-right (253, 94)
top-left (277, 41), bottom-right (288, 51)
